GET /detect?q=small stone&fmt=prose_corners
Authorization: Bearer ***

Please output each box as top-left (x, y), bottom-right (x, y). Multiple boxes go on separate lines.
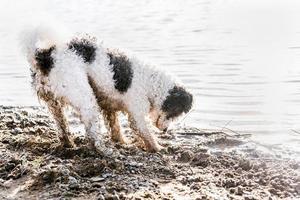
top-left (21, 110), bottom-right (28, 116)
top-left (2, 179), bottom-right (13, 188)
top-left (104, 193), bottom-right (120, 200)
top-left (68, 176), bottom-right (79, 189)
top-left (177, 150), bottom-right (194, 163)
top-left (244, 195), bottom-right (257, 200)
top-left (236, 186), bottom-right (243, 195)
top-left (191, 153), bottom-right (210, 167)
top-left (60, 167), bottom-right (70, 176)
top-left (229, 188), bottom-right (235, 193)
top-left (222, 178), bottom-right (236, 188)
top-left (92, 182), bottom-right (103, 188)
top-left (11, 127), bottom-right (22, 135)
top-left (239, 160), bottom-right (252, 171)
top-left (91, 176), bottom-right (105, 182)
top-left (143, 192), bottom-right (152, 198)
top-left (97, 194), bottom-right (105, 200)
top-left (111, 194), bottom-right (120, 200)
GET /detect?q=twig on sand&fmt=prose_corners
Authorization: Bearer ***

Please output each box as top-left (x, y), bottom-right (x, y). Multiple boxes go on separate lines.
top-left (219, 127), bottom-right (251, 138)
top-left (221, 120), bottom-right (232, 132)
top-left (175, 131), bottom-right (223, 136)
top-left (213, 121), bottom-right (252, 138)
top-left (291, 129), bottom-right (300, 135)
top-left (173, 109), bottom-right (195, 128)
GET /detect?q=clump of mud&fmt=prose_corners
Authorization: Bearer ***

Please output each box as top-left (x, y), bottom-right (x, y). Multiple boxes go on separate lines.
top-left (0, 106), bottom-right (299, 199)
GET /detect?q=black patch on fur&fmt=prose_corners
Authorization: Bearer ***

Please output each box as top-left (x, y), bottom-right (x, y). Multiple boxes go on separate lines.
top-left (68, 37), bottom-right (97, 63)
top-left (34, 46), bottom-right (55, 75)
top-left (107, 50), bottom-right (133, 93)
top-left (162, 86), bottom-right (193, 119)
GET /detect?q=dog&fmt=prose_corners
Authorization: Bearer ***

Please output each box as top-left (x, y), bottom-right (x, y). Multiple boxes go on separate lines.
top-left (68, 35), bottom-right (193, 152)
top-left (21, 26), bottom-right (193, 152)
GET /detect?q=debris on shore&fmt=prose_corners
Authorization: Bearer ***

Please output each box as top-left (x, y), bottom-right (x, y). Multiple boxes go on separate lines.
top-left (0, 106), bottom-right (299, 199)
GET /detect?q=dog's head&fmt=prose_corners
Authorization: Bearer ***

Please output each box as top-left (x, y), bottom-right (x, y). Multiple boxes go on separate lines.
top-left (155, 86), bottom-right (193, 132)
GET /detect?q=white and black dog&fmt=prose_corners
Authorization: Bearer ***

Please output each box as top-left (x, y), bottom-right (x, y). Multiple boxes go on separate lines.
top-left (21, 27), bottom-right (193, 152)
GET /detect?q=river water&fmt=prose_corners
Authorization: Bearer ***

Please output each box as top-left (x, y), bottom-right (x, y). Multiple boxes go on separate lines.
top-left (0, 0), bottom-right (299, 153)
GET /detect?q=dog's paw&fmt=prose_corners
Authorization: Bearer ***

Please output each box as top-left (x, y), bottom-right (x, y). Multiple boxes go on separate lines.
top-left (146, 143), bottom-right (164, 153)
top-left (111, 133), bottom-right (127, 145)
top-left (60, 136), bottom-right (75, 148)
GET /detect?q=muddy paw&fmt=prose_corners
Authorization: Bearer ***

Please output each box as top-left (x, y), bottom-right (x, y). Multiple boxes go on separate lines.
top-left (60, 137), bottom-right (75, 148)
top-left (146, 143), bottom-right (164, 153)
top-left (111, 133), bottom-right (127, 145)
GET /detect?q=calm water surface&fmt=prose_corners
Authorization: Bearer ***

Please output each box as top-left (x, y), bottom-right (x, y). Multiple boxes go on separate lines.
top-left (0, 0), bottom-right (300, 152)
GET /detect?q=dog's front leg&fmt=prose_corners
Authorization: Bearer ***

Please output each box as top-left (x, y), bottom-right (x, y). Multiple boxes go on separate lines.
top-left (126, 99), bottom-right (162, 152)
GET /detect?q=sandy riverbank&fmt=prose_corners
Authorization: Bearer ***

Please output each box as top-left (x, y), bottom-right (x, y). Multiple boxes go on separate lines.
top-left (0, 106), bottom-right (299, 199)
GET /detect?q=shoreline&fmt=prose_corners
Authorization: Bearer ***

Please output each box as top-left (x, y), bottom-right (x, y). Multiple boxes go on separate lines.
top-left (0, 106), bottom-right (299, 199)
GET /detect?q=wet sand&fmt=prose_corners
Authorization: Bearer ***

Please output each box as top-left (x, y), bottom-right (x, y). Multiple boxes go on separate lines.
top-left (0, 106), bottom-right (299, 199)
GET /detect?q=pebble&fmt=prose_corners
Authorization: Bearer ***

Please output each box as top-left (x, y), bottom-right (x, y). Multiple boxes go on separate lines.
top-left (104, 193), bottom-right (120, 200)
top-left (91, 176), bottom-right (106, 182)
top-left (192, 152), bottom-right (210, 167)
top-left (68, 176), bottom-right (79, 189)
top-left (2, 179), bottom-right (13, 188)
top-left (97, 194), bottom-right (105, 200)
top-left (177, 150), bottom-right (194, 163)
top-left (59, 167), bottom-right (70, 176)
top-left (236, 186), bottom-right (243, 195)
top-left (11, 127), bottom-right (22, 135)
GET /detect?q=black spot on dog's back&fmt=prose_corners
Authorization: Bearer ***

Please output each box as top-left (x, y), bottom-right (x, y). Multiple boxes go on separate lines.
top-left (68, 37), bottom-right (97, 63)
top-left (107, 50), bottom-right (133, 93)
top-left (35, 46), bottom-right (55, 75)
top-left (162, 86), bottom-right (193, 119)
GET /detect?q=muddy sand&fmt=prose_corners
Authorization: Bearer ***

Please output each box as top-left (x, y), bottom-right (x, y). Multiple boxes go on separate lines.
top-left (0, 106), bottom-right (299, 200)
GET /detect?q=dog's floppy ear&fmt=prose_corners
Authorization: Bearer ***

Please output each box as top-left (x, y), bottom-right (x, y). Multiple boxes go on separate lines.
top-left (161, 86), bottom-right (193, 119)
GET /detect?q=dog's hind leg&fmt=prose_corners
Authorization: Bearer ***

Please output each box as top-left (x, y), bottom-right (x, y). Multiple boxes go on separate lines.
top-left (41, 92), bottom-right (74, 148)
top-left (87, 76), bottom-right (126, 144)
top-left (103, 110), bottom-right (126, 144)
top-left (63, 85), bottom-right (106, 153)
top-left (49, 53), bottom-right (108, 155)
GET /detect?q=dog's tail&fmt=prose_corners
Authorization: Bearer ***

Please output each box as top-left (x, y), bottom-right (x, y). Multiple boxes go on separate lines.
top-left (19, 25), bottom-right (63, 60)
